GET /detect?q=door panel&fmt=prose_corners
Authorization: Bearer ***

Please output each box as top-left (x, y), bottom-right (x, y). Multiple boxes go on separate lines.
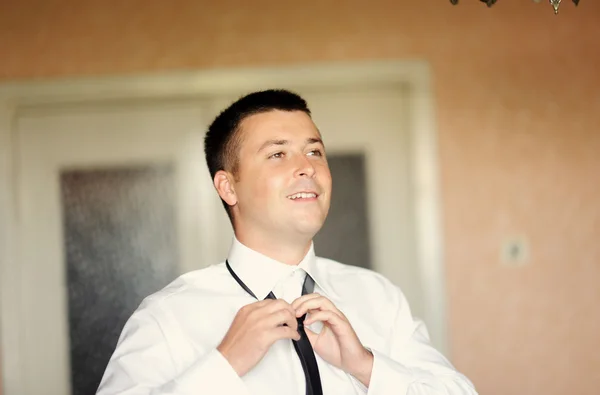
top-left (313, 153), bottom-right (372, 269)
top-left (61, 165), bottom-right (178, 395)
top-left (16, 102), bottom-right (212, 395)
top-left (304, 86), bottom-right (422, 317)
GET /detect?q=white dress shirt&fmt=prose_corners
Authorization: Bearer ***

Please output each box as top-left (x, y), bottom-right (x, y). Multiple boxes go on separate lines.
top-left (96, 237), bottom-right (477, 395)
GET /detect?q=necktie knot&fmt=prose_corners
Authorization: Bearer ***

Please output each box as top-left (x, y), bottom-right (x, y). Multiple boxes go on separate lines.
top-left (297, 315), bottom-right (306, 327)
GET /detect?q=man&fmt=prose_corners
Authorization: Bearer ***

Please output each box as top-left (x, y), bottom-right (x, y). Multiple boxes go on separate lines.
top-left (97, 89), bottom-right (477, 394)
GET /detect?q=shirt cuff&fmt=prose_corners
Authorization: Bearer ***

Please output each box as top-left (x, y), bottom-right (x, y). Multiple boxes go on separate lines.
top-left (366, 348), bottom-right (416, 395)
top-left (349, 373), bottom-right (369, 394)
top-left (170, 349), bottom-right (250, 395)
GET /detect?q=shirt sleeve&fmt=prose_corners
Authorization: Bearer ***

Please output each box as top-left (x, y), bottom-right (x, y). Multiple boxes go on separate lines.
top-left (362, 293), bottom-right (478, 394)
top-left (96, 303), bottom-right (250, 395)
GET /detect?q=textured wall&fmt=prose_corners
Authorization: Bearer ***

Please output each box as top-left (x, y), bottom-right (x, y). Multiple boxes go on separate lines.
top-left (1, 1), bottom-right (599, 394)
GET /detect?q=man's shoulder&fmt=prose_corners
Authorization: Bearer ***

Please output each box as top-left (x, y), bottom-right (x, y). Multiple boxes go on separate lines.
top-left (315, 256), bottom-right (393, 283)
top-left (137, 262), bottom-right (231, 312)
top-left (314, 256), bottom-right (404, 302)
top-left (314, 257), bottom-right (414, 332)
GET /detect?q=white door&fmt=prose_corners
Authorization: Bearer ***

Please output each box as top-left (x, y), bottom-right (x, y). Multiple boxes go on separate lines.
top-left (13, 85), bottom-right (427, 395)
top-left (304, 86), bottom-right (421, 314)
top-left (15, 100), bottom-right (220, 395)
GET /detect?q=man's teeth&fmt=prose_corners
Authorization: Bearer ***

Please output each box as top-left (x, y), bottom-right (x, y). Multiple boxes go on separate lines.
top-left (288, 192), bottom-right (317, 200)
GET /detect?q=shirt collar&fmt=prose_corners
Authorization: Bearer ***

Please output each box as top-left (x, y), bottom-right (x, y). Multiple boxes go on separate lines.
top-left (226, 236), bottom-right (327, 300)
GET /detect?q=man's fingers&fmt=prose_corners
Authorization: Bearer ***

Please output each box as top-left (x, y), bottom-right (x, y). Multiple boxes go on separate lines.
top-left (262, 305), bottom-right (298, 331)
top-left (304, 310), bottom-right (345, 329)
top-left (282, 308), bottom-right (299, 331)
top-left (294, 296), bottom-right (344, 319)
top-left (304, 327), bottom-right (318, 346)
top-left (272, 325), bottom-right (301, 342)
top-left (255, 300), bottom-right (296, 321)
top-left (241, 298), bottom-right (273, 312)
top-left (258, 299), bottom-right (292, 313)
top-left (291, 293), bottom-right (321, 310)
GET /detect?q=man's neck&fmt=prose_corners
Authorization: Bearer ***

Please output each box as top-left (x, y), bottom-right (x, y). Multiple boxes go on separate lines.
top-left (234, 231), bottom-right (312, 266)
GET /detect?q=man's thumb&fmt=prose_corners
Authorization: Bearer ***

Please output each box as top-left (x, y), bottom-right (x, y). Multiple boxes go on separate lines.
top-left (304, 327), bottom-right (318, 346)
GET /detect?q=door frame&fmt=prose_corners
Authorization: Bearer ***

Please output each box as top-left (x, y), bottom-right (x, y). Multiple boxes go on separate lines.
top-left (0, 60), bottom-right (447, 395)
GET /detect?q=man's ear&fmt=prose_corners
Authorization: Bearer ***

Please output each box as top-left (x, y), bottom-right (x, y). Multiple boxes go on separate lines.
top-left (214, 170), bottom-right (238, 206)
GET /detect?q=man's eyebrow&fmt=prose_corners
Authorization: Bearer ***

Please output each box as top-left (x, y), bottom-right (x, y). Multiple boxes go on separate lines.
top-left (257, 137), bottom-right (324, 153)
top-left (306, 137), bottom-right (324, 146)
top-left (257, 139), bottom-right (288, 153)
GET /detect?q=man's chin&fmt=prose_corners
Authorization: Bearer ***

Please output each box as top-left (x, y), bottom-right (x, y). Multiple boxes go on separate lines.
top-left (290, 219), bottom-right (325, 238)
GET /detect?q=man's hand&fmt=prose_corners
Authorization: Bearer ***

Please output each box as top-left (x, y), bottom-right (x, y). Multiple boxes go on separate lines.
top-left (292, 294), bottom-right (374, 387)
top-left (217, 299), bottom-right (301, 377)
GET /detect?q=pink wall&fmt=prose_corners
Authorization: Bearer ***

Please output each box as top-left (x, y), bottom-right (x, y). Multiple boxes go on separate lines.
top-left (2, 1), bottom-right (599, 394)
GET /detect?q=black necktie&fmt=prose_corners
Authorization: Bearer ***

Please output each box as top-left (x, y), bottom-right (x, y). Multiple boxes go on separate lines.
top-left (226, 260), bottom-right (323, 395)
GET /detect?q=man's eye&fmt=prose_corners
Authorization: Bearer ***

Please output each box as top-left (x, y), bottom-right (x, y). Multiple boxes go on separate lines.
top-left (307, 149), bottom-right (323, 157)
top-left (269, 152), bottom-right (284, 159)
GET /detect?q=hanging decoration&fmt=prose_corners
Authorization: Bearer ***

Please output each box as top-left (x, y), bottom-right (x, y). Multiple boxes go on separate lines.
top-left (449, 0), bottom-right (580, 14)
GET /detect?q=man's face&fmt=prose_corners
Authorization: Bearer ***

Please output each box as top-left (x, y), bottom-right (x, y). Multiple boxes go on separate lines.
top-left (230, 110), bottom-right (332, 242)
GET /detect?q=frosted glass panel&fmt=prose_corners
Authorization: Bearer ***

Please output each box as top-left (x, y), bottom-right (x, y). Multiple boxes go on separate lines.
top-left (60, 165), bottom-right (179, 395)
top-left (314, 153), bottom-right (371, 269)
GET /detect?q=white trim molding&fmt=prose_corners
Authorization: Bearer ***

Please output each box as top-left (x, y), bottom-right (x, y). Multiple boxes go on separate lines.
top-left (0, 60), bottom-right (447, 395)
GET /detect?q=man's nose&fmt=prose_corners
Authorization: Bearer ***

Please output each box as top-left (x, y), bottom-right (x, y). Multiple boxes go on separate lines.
top-left (294, 155), bottom-right (316, 178)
